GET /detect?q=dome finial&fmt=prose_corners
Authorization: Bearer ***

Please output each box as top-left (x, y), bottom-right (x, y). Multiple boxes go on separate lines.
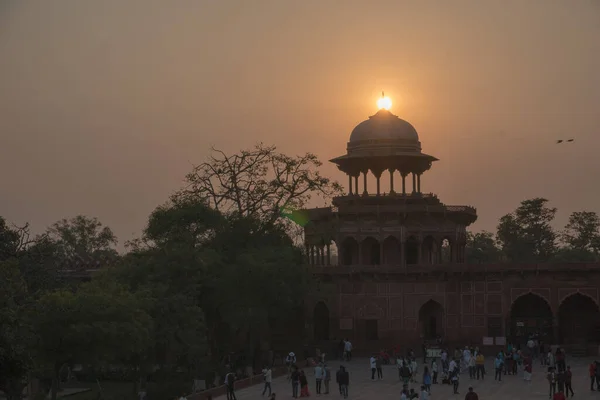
top-left (377, 92), bottom-right (392, 110)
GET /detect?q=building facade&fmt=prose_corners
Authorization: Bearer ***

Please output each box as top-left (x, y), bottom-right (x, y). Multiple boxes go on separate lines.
top-left (303, 107), bottom-right (600, 352)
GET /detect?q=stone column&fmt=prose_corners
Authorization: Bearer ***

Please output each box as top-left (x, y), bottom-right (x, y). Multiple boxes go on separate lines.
top-left (326, 244), bottom-right (331, 266)
top-left (305, 244), bottom-right (310, 264)
top-left (451, 243), bottom-right (457, 263)
top-left (412, 173), bottom-right (417, 194)
top-left (358, 240), bottom-right (363, 265)
top-left (310, 246), bottom-right (315, 265)
top-left (401, 173), bottom-right (407, 195)
top-left (376, 176), bottom-right (381, 195)
top-left (417, 240), bottom-right (423, 265)
top-left (348, 175), bottom-right (353, 195)
top-left (417, 174), bottom-right (421, 193)
top-left (400, 241), bottom-right (405, 266)
top-left (389, 169), bottom-right (395, 194)
top-left (320, 247), bottom-right (325, 265)
top-left (354, 176), bottom-right (359, 195)
top-left (363, 172), bottom-right (368, 195)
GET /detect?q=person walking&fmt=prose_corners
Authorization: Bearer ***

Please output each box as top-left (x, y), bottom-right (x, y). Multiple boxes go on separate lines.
top-left (431, 360), bottom-right (438, 384)
top-left (314, 363), bottom-right (323, 394)
top-left (376, 355), bottom-right (383, 380)
top-left (225, 371), bottom-right (237, 400)
top-left (564, 366), bottom-right (574, 398)
top-left (590, 361), bottom-right (597, 391)
top-left (494, 353), bottom-right (503, 382)
top-left (338, 366), bottom-right (349, 399)
top-left (291, 367), bottom-right (300, 398)
top-left (548, 367), bottom-right (557, 399)
top-left (523, 355), bottom-right (533, 384)
top-left (262, 365), bottom-right (272, 396)
top-left (422, 366), bottom-right (432, 393)
top-left (370, 355), bottom-right (377, 380)
top-left (323, 364), bottom-right (331, 394)
top-left (464, 386), bottom-right (479, 400)
top-left (475, 352), bottom-right (485, 380)
top-left (299, 370), bottom-right (310, 397)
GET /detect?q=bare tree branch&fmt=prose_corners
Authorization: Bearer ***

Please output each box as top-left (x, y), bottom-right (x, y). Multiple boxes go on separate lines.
top-left (173, 143), bottom-right (343, 232)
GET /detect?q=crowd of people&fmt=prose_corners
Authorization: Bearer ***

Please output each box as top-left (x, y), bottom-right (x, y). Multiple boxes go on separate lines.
top-left (219, 338), bottom-right (600, 400)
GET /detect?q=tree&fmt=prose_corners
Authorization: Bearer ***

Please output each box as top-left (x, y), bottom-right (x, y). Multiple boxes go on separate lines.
top-left (0, 260), bottom-right (32, 400)
top-left (44, 215), bottom-right (119, 270)
top-left (0, 217), bottom-right (33, 262)
top-left (137, 198), bottom-right (308, 369)
top-left (561, 211), bottom-right (600, 252)
top-left (496, 198), bottom-right (557, 262)
top-left (175, 144), bottom-right (342, 230)
top-left (28, 281), bottom-right (152, 400)
top-left (465, 231), bottom-right (502, 263)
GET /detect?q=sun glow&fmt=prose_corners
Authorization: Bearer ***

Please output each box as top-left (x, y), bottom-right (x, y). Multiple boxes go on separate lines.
top-left (377, 96), bottom-right (392, 110)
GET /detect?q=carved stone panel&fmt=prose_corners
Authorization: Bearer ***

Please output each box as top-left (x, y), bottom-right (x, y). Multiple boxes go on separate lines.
top-left (390, 319), bottom-right (403, 330)
top-left (447, 315), bottom-right (459, 329)
top-left (356, 297), bottom-right (387, 319)
top-left (404, 317), bottom-right (417, 330)
top-left (486, 294), bottom-right (503, 315)
top-left (461, 294), bottom-right (474, 314)
top-left (474, 315), bottom-right (486, 327)
top-left (462, 315), bottom-right (473, 327)
top-left (474, 281), bottom-right (486, 293)
top-left (474, 293), bottom-right (485, 314)
top-left (340, 295), bottom-right (355, 318)
top-left (389, 296), bottom-right (403, 319)
top-left (446, 293), bottom-right (459, 315)
top-left (389, 283), bottom-right (403, 294)
top-left (461, 281), bottom-right (473, 293)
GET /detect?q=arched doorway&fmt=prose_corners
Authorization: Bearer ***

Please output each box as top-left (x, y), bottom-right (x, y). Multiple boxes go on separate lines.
top-left (559, 293), bottom-right (600, 345)
top-left (405, 236), bottom-right (419, 265)
top-left (418, 300), bottom-right (444, 340)
top-left (422, 236), bottom-right (437, 264)
top-left (441, 238), bottom-right (452, 263)
top-left (313, 302), bottom-right (330, 341)
top-left (382, 236), bottom-right (401, 265)
top-left (509, 293), bottom-right (553, 344)
top-left (340, 237), bottom-right (359, 266)
top-left (360, 237), bottom-right (380, 265)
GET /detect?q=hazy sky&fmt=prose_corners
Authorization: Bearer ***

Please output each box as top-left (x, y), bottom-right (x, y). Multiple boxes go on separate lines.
top-left (1, 0), bottom-right (600, 245)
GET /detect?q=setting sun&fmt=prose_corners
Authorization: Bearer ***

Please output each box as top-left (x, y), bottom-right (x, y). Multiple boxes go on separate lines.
top-left (377, 96), bottom-right (392, 110)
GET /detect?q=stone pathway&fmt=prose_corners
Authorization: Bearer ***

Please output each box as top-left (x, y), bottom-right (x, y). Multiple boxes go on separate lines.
top-left (220, 357), bottom-right (599, 400)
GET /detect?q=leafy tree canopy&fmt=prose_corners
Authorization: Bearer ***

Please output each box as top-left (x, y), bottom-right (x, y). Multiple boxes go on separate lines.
top-left (496, 197), bottom-right (557, 262)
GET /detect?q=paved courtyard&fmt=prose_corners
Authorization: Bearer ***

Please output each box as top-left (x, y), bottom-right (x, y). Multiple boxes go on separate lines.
top-left (220, 357), bottom-right (599, 400)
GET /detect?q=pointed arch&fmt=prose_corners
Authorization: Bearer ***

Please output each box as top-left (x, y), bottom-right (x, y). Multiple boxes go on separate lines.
top-left (558, 293), bottom-right (600, 345)
top-left (440, 237), bottom-right (452, 263)
top-left (418, 300), bottom-right (444, 339)
top-left (405, 236), bottom-right (419, 265)
top-left (509, 292), bottom-right (553, 343)
top-left (422, 235), bottom-right (437, 264)
top-left (339, 237), bottom-right (359, 266)
top-left (313, 301), bottom-right (330, 341)
top-left (382, 235), bottom-right (401, 265)
top-left (360, 236), bottom-right (380, 265)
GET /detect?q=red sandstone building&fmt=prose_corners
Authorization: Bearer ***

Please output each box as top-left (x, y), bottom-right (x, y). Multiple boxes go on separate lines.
top-left (303, 105), bottom-right (600, 353)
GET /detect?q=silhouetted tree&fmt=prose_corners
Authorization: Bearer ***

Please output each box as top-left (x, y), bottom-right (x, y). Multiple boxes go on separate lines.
top-left (496, 198), bottom-right (557, 262)
top-left (465, 231), bottom-right (502, 263)
top-left (175, 143), bottom-right (342, 231)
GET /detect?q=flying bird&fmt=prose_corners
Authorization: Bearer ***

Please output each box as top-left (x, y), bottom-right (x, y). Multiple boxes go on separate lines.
top-left (556, 139), bottom-right (575, 144)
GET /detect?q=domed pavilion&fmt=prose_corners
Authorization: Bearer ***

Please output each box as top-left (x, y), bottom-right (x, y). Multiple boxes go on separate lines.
top-left (303, 106), bottom-right (477, 268)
